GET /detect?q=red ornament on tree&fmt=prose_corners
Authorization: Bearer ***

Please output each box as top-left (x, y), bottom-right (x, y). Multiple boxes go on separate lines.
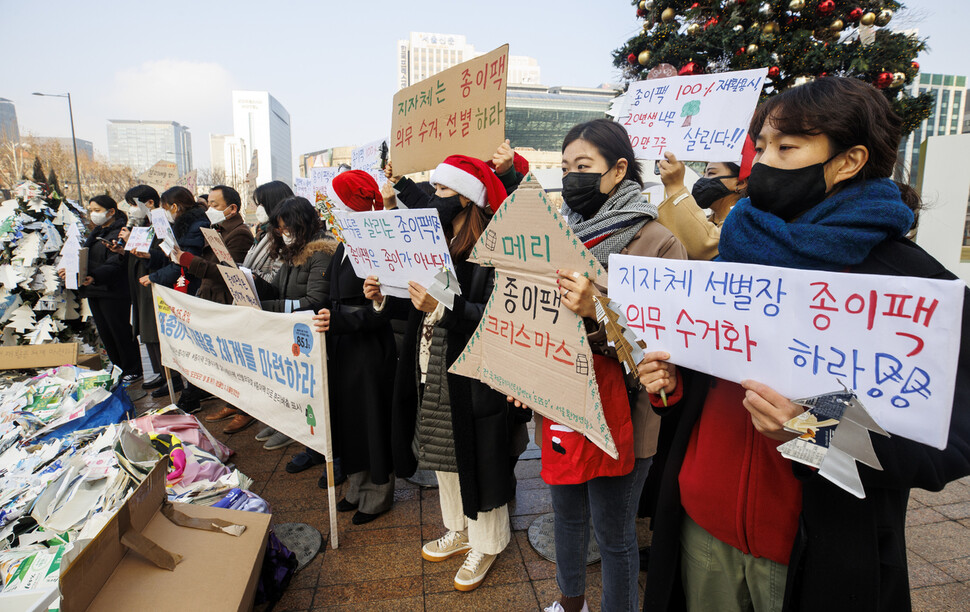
top-left (911, 61), bottom-right (920, 71)
top-left (627, 53), bottom-right (638, 65)
top-left (690, 2), bottom-right (699, 8)
top-left (736, 46), bottom-right (746, 56)
top-left (817, 0), bottom-right (835, 15)
top-left (679, 62), bottom-right (701, 75)
top-left (637, 8), bottom-right (647, 17)
top-left (848, 7), bottom-right (864, 21)
top-left (704, 17), bottom-right (719, 29)
top-left (768, 66), bottom-right (780, 78)
top-left (875, 71), bottom-right (893, 88)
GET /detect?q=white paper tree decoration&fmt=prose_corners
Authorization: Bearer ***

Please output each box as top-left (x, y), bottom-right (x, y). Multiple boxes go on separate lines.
top-left (5, 304), bottom-right (37, 333)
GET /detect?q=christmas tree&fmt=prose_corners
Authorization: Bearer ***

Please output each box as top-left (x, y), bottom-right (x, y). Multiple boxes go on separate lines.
top-left (614, 0), bottom-right (932, 135)
top-left (0, 164), bottom-right (98, 350)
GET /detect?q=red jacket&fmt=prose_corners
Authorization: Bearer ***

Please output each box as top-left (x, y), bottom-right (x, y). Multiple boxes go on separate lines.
top-left (678, 379), bottom-right (802, 565)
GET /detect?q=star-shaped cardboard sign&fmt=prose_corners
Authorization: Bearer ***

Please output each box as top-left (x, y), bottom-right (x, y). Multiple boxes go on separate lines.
top-left (449, 174), bottom-right (619, 457)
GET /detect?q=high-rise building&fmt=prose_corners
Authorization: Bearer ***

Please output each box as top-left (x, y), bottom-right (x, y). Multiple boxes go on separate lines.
top-left (0, 98), bottom-right (19, 142)
top-left (231, 91), bottom-right (293, 186)
top-left (898, 73), bottom-right (968, 184)
top-left (396, 32), bottom-right (542, 90)
top-left (209, 133), bottom-right (248, 187)
top-left (107, 120), bottom-right (192, 175)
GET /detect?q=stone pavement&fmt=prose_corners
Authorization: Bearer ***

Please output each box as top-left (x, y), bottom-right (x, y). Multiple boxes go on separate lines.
top-left (132, 387), bottom-right (970, 611)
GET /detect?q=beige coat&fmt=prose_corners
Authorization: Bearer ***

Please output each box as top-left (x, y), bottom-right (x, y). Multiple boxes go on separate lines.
top-left (656, 186), bottom-right (725, 261)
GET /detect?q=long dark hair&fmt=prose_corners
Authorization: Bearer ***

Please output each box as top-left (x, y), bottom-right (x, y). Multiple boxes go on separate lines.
top-left (562, 118), bottom-right (643, 187)
top-left (269, 197), bottom-right (322, 262)
top-left (749, 76), bottom-right (919, 218)
top-left (124, 185), bottom-right (160, 206)
top-left (448, 204), bottom-right (491, 261)
top-left (161, 186), bottom-right (206, 237)
top-left (253, 180), bottom-right (294, 218)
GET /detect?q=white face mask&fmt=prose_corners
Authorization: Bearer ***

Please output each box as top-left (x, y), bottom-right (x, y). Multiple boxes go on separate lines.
top-left (128, 205), bottom-right (146, 221)
top-left (255, 205), bottom-right (269, 225)
top-left (89, 210), bottom-right (109, 226)
top-left (163, 208), bottom-right (175, 223)
top-left (281, 233), bottom-right (296, 246)
top-left (206, 208), bottom-right (227, 226)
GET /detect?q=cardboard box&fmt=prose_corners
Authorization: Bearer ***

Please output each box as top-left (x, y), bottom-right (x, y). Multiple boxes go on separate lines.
top-left (60, 463), bottom-right (271, 612)
top-left (0, 343), bottom-right (79, 370)
top-left (76, 352), bottom-right (103, 371)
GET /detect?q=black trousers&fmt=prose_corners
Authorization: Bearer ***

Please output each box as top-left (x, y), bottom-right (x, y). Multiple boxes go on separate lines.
top-left (88, 297), bottom-right (142, 376)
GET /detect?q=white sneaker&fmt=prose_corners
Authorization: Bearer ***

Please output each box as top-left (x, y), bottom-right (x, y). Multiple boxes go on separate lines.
top-left (544, 601), bottom-right (589, 612)
top-left (422, 530), bottom-right (471, 562)
top-left (453, 548), bottom-right (497, 591)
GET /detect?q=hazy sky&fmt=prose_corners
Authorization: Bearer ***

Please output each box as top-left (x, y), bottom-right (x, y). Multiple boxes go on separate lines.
top-left (2, 0), bottom-right (965, 172)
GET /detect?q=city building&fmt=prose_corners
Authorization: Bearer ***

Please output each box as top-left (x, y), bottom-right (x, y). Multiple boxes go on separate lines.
top-left (898, 72), bottom-right (968, 185)
top-left (298, 147), bottom-right (352, 178)
top-left (232, 91), bottom-right (293, 186)
top-left (506, 84), bottom-right (620, 153)
top-left (34, 137), bottom-right (94, 160)
top-left (0, 98), bottom-right (18, 142)
top-left (107, 120), bottom-right (192, 176)
top-left (209, 133), bottom-right (248, 186)
top-left (396, 32), bottom-right (542, 90)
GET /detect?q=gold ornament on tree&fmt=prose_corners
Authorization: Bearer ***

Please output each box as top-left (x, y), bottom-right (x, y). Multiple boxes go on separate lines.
top-left (644, 0), bottom-right (655, 9)
top-left (661, 7), bottom-right (676, 22)
top-left (860, 11), bottom-right (876, 26)
top-left (830, 19), bottom-right (844, 31)
top-left (639, 0), bottom-right (646, 9)
top-left (762, 21), bottom-right (779, 34)
top-left (875, 9), bottom-right (893, 27)
top-left (687, 23), bottom-right (701, 35)
top-left (891, 72), bottom-right (906, 87)
top-left (638, 50), bottom-right (652, 66)
top-left (789, 0), bottom-right (805, 10)
top-left (746, 43), bottom-right (759, 55)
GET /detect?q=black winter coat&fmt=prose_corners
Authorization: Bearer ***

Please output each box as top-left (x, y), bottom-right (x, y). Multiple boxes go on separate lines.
top-left (80, 212), bottom-right (129, 300)
top-left (643, 238), bottom-right (970, 612)
top-left (387, 258), bottom-right (513, 519)
top-left (148, 206), bottom-right (208, 293)
top-left (325, 245), bottom-right (398, 482)
top-left (256, 237), bottom-right (335, 313)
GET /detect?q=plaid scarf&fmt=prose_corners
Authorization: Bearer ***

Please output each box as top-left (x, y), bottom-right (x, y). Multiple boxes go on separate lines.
top-left (562, 180), bottom-right (658, 266)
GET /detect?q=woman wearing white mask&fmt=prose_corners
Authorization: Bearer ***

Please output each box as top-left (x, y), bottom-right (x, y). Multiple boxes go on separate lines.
top-left (243, 180), bottom-right (292, 284)
top-left (141, 186), bottom-right (209, 296)
top-left (58, 195), bottom-right (142, 383)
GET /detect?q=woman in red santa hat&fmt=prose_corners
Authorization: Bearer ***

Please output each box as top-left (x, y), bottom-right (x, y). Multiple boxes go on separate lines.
top-left (312, 170), bottom-right (398, 525)
top-left (363, 155), bottom-right (514, 592)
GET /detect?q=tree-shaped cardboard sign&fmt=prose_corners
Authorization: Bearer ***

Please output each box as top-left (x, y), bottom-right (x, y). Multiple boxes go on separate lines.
top-left (449, 174), bottom-right (619, 458)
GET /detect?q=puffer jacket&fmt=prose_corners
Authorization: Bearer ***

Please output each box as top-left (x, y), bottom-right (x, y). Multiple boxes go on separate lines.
top-left (256, 235), bottom-right (336, 313)
top-left (79, 212), bottom-right (129, 300)
top-left (415, 324), bottom-right (458, 472)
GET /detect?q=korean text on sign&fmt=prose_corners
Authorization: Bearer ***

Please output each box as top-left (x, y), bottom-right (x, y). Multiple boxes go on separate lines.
top-left (617, 67), bottom-right (768, 162)
top-left (607, 253), bottom-right (965, 450)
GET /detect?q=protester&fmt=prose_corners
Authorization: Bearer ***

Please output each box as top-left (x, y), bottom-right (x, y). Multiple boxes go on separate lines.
top-left (172, 185), bottom-right (254, 423)
top-left (250, 196), bottom-right (334, 450)
top-left (58, 195), bottom-right (142, 383)
top-left (244, 180), bottom-right (293, 283)
top-left (640, 77), bottom-right (970, 612)
top-left (140, 186), bottom-right (209, 400)
top-left (365, 155), bottom-right (513, 591)
top-left (519, 119), bottom-right (686, 612)
top-left (311, 170), bottom-right (397, 524)
top-left (114, 186), bottom-right (165, 391)
top-left (655, 140), bottom-right (755, 260)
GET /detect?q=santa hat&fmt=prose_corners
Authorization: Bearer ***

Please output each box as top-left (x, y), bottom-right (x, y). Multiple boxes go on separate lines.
top-left (329, 170), bottom-right (382, 212)
top-left (739, 135), bottom-right (757, 181)
top-left (430, 155), bottom-right (508, 212)
top-left (486, 152), bottom-right (530, 177)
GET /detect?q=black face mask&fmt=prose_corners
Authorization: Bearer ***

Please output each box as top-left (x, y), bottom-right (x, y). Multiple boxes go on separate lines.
top-left (746, 154), bottom-right (840, 221)
top-left (691, 176), bottom-right (736, 210)
top-left (562, 171), bottom-right (610, 220)
top-left (429, 194), bottom-right (465, 226)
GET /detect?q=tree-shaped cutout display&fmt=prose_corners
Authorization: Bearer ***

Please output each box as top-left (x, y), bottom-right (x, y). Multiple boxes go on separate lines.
top-left (449, 174), bottom-right (620, 458)
top-left (306, 404), bottom-right (317, 435)
top-left (6, 303), bottom-right (37, 334)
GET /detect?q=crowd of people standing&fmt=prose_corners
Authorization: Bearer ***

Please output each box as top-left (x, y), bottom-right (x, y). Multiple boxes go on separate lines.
top-left (63, 76), bottom-right (970, 611)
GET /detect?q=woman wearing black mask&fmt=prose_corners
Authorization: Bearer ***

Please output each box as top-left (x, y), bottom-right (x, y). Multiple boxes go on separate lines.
top-left (656, 146), bottom-right (754, 260)
top-left (537, 119), bottom-right (686, 612)
top-left (640, 77), bottom-right (970, 612)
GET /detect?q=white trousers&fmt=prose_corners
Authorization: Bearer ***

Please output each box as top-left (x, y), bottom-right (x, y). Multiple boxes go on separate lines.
top-left (435, 470), bottom-right (510, 555)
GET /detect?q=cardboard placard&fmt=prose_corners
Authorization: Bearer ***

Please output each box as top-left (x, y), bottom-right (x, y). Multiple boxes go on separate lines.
top-left (136, 160), bottom-right (179, 193)
top-left (391, 44), bottom-right (509, 175)
top-left (201, 228), bottom-right (237, 268)
top-left (607, 254), bottom-right (966, 449)
top-left (0, 342), bottom-right (78, 370)
top-left (449, 174), bottom-right (618, 457)
top-left (217, 265), bottom-right (261, 309)
top-left (332, 207), bottom-right (453, 299)
top-left (310, 167), bottom-right (339, 200)
top-left (175, 169), bottom-right (197, 195)
top-left (77, 247), bottom-right (88, 287)
top-left (617, 67), bottom-right (768, 161)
